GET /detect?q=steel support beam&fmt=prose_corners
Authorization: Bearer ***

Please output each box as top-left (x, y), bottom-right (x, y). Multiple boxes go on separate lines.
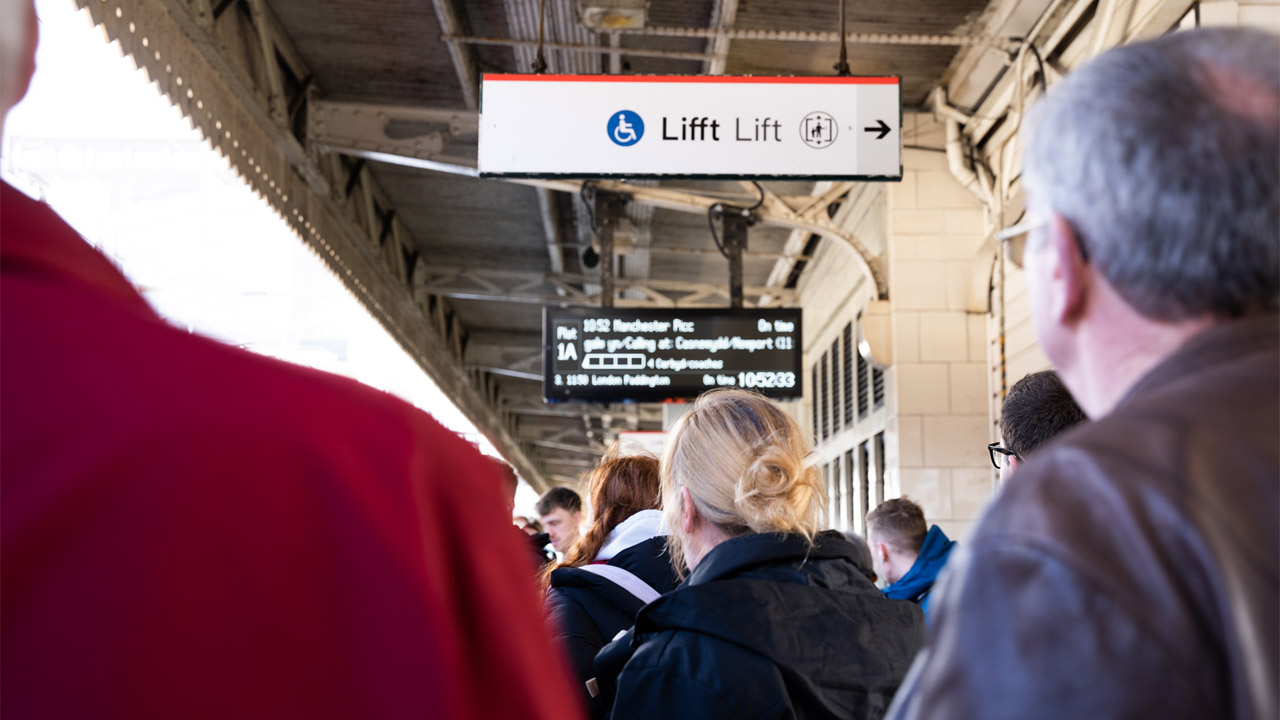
top-left (415, 266), bottom-right (796, 308)
top-left (439, 33), bottom-right (722, 63)
top-left (526, 439), bottom-right (608, 455)
top-left (430, 0), bottom-right (481, 110)
top-left (308, 100), bottom-right (477, 165)
top-left (311, 137), bottom-right (885, 298)
top-left (705, 0), bottom-right (740, 75)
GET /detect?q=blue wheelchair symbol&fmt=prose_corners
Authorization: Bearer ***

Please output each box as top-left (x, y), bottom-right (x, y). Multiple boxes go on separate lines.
top-left (607, 110), bottom-right (644, 147)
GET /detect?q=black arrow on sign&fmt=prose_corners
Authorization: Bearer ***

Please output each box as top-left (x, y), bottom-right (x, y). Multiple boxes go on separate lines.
top-left (863, 119), bottom-right (891, 140)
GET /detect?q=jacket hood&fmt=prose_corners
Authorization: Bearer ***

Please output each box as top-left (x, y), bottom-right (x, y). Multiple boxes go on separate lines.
top-left (596, 509), bottom-right (666, 562)
top-left (634, 532), bottom-right (925, 717)
top-left (884, 525), bottom-right (955, 602)
top-left (548, 536), bottom-right (679, 605)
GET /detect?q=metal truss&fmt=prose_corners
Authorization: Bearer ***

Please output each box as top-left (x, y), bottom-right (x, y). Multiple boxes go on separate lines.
top-left (414, 266), bottom-right (797, 309)
top-left (305, 100), bottom-right (885, 297)
top-left (937, 0), bottom-right (1194, 312)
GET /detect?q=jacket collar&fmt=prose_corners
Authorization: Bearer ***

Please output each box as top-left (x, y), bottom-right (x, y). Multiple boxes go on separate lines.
top-left (685, 531), bottom-right (853, 586)
top-left (1119, 314), bottom-right (1279, 409)
top-left (884, 525), bottom-right (954, 601)
top-left (596, 509), bottom-right (666, 562)
top-left (1, 181), bottom-right (155, 318)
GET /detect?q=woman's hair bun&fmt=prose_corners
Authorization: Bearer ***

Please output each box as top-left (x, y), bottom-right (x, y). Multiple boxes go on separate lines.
top-left (663, 390), bottom-right (825, 549)
top-left (733, 439), bottom-right (819, 535)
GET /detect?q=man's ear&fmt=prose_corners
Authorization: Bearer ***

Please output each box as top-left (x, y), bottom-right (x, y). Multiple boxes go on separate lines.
top-left (1042, 214), bottom-right (1091, 325)
top-left (1008, 455), bottom-right (1021, 472)
top-left (874, 541), bottom-right (890, 563)
top-left (679, 486), bottom-right (698, 535)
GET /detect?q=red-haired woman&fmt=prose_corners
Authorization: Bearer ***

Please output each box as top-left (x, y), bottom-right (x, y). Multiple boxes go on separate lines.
top-left (544, 449), bottom-right (680, 717)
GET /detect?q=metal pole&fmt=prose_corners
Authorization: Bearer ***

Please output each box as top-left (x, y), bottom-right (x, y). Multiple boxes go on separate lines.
top-left (593, 191), bottom-right (627, 308)
top-left (721, 209), bottom-right (751, 308)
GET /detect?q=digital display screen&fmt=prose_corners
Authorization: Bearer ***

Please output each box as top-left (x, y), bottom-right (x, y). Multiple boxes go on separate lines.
top-left (544, 307), bottom-right (803, 403)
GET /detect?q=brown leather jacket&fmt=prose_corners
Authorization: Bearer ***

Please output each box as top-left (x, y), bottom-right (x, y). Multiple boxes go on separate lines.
top-left (888, 315), bottom-right (1279, 720)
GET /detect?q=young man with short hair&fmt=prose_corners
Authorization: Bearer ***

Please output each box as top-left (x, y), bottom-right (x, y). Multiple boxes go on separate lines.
top-left (536, 486), bottom-right (584, 554)
top-left (866, 497), bottom-right (955, 625)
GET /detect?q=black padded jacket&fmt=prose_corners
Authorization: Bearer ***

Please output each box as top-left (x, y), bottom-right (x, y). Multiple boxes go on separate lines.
top-left (545, 536), bottom-right (680, 717)
top-left (597, 531), bottom-right (926, 720)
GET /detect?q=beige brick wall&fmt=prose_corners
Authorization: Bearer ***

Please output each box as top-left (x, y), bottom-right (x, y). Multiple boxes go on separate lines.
top-left (795, 113), bottom-right (1008, 541)
top-left (885, 113), bottom-right (997, 541)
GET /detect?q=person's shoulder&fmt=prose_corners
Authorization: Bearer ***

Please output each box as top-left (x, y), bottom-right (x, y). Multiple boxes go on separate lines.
top-left (610, 537), bottom-right (680, 594)
top-left (544, 581), bottom-right (594, 627)
top-left (982, 413), bottom-right (1163, 523)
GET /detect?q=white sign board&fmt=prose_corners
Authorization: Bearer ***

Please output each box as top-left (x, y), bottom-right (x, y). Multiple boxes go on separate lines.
top-left (479, 74), bottom-right (901, 180)
top-left (617, 431), bottom-right (668, 459)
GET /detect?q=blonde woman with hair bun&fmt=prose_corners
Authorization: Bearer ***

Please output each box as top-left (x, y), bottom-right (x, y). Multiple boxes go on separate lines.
top-left (597, 390), bottom-right (926, 720)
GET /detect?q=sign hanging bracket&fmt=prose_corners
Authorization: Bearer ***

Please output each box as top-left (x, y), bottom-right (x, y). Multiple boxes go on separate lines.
top-left (584, 185), bottom-right (630, 308)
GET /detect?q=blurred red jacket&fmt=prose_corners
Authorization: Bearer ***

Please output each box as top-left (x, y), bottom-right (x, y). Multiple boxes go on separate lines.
top-left (0, 181), bottom-right (582, 720)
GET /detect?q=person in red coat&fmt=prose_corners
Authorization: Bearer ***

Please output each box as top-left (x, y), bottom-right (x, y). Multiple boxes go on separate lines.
top-left (0, 3), bottom-right (582, 718)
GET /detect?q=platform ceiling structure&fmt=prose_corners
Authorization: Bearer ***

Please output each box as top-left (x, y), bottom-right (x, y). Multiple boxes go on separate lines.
top-left (76, 0), bottom-right (1193, 489)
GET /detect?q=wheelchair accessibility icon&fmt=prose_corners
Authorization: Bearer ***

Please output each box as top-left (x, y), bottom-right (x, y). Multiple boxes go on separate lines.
top-left (607, 110), bottom-right (644, 147)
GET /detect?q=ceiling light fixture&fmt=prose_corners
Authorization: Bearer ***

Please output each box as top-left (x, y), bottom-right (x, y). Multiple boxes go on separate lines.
top-left (577, 0), bottom-right (648, 31)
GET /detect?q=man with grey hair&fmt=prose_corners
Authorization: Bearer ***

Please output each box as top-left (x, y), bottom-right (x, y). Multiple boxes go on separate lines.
top-left (888, 27), bottom-right (1278, 720)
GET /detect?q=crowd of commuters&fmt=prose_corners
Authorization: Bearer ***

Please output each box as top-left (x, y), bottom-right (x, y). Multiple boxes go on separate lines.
top-left (596, 390), bottom-right (926, 718)
top-left (2, 5), bottom-right (1276, 718)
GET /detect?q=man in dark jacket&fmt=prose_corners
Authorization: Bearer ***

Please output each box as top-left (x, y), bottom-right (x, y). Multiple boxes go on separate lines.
top-left (600, 532), bottom-right (925, 719)
top-left (887, 28), bottom-right (1278, 720)
top-left (866, 498), bottom-right (955, 624)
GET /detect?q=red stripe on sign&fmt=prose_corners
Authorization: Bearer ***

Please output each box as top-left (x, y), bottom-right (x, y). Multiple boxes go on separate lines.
top-left (482, 74), bottom-right (899, 85)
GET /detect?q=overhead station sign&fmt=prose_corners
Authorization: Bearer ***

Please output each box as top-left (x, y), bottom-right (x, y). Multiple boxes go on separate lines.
top-left (480, 74), bottom-right (900, 180)
top-left (544, 307), bottom-right (803, 403)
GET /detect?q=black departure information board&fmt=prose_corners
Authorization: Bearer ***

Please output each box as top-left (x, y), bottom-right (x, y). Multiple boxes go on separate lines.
top-left (544, 307), bottom-right (803, 403)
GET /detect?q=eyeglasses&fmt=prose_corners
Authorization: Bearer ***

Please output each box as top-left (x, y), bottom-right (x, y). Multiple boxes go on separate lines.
top-left (993, 219), bottom-right (1048, 269)
top-left (987, 442), bottom-right (1023, 469)
top-left (994, 217), bottom-right (1091, 269)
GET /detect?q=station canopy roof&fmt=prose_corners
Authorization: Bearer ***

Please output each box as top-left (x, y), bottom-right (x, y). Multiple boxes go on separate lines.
top-left (84, 0), bottom-right (1061, 489)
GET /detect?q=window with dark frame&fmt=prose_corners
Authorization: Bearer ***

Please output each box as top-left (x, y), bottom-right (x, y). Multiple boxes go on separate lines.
top-left (874, 432), bottom-right (886, 507)
top-left (820, 351), bottom-right (830, 441)
top-left (843, 449), bottom-right (855, 533)
top-left (858, 441), bottom-right (870, 531)
top-left (830, 338), bottom-right (841, 435)
top-left (873, 365), bottom-right (885, 410)
top-left (842, 322), bottom-right (854, 426)
top-left (811, 365), bottom-right (819, 442)
top-left (831, 455), bottom-right (843, 528)
top-left (823, 462), bottom-right (832, 515)
top-left (857, 340), bottom-right (870, 419)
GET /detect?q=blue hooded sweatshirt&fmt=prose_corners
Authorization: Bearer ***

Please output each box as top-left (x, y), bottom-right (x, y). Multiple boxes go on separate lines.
top-left (882, 525), bottom-right (955, 624)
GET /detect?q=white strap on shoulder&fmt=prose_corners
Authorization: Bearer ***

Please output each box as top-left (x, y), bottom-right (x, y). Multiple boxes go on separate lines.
top-left (578, 563), bottom-right (661, 605)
